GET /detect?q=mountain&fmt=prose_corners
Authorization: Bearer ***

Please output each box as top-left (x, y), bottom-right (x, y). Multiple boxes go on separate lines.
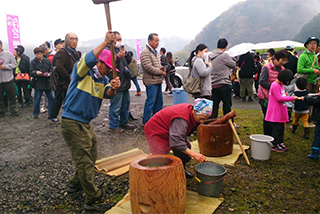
top-left (80, 36), bottom-right (191, 58)
top-left (185, 0), bottom-right (320, 51)
top-left (293, 13), bottom-right (320, 43)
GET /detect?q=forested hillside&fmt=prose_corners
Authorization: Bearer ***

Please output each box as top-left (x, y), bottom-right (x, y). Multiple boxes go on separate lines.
top-left (294, 13), bottom-right (320, 43)
top-left (185, 0), bottom-right (320, 51)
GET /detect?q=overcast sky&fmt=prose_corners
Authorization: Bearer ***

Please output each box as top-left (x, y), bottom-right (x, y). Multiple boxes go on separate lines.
top-left (0, 0), bottom-right (245, 47)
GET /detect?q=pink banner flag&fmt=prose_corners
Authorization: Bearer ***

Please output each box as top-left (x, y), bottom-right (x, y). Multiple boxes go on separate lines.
top-left (135, 39), bottom-right (142, 63)
top-left (6, 14), bottom-right (21, 54)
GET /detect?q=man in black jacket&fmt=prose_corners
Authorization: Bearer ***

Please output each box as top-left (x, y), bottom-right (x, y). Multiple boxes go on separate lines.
top-left (107, 31), bottom-right (133, 132)
top-left (238, 51), bottom-right (255, 101)
top-left (284, 44), bottom-right (298, 75)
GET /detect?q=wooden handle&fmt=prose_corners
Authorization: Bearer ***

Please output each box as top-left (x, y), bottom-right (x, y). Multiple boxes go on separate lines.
top-left (104, 3), bottom-right (117, 79)
top-left (228, 119), bottom-right (250, 165)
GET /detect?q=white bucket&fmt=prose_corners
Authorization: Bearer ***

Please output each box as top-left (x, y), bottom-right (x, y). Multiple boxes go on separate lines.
top-left (250, 134), bottom-right (274, 160)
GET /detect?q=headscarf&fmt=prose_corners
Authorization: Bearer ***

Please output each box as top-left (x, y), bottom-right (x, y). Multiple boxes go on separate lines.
top-left (194, 98), bottom-right (213, 115)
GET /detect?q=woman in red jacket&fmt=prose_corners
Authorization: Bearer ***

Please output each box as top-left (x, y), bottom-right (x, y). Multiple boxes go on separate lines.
top-left (144, 98), bottom-right (212, 178)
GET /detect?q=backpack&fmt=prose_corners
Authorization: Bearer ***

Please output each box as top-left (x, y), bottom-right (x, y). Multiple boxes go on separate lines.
top-left (50, 66), bottom-right (61, 90)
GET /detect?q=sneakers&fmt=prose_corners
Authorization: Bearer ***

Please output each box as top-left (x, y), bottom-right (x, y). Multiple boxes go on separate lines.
top-left (49, 118), bottom-right (60, 122)
top-left (135, 92), bottom-right (141, 96)
top-left (119, 124), bottom-right (134, 130)
top-left (166, 92), bottom-right (173, 97)
top-left (84, 201), bottom-right (113, 212)
top-left (185, 169), bottom-right (194, 178)
top-left (248, 97), bottom-right (253, 102)
top-left (279, 143), bottom-right (288, 151)
top-left (271, 145), bottom-right (286, 152)
top-left (66, 184), bottom-right (83, 193)
top-left (242, 97), bottom-right (246, 101)
top-left (309, 122), bottom-right (316, 128)
top-left (40, 108), bottom-right (47, 113)
top-left (233, 123), bottom-right (241, 129)
top-left (108, 127), bottom-right (125, 133)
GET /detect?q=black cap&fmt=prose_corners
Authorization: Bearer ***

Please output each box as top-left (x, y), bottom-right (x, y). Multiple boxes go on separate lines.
top-left (304, 37), bottom-right (320, 48)
top-left (54, 38), bottom-right (64, 46)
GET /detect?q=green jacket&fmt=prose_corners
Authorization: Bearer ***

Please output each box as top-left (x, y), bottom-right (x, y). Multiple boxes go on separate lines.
top-left (297, 50), bottom-right (320, 83)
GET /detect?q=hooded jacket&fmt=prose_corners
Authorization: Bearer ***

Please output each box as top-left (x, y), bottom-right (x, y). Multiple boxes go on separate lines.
top-left (209, 50), bottom-right (236, 87)
top-left (0, 50), bottom-right (17, 83)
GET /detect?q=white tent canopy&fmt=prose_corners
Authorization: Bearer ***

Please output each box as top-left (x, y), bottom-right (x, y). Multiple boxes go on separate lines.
top-left (253, 40), bottom-right (304, 50)
top-left (226, 40), bottom-right (304, 57)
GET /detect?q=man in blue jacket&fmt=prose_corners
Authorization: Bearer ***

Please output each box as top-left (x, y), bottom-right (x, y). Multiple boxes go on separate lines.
top-left (61, 31), bottom-right (120, 212)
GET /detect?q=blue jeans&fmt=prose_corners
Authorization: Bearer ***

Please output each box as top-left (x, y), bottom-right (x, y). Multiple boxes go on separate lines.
top-left (312, 124), bottom-right (320, 148)
top-left (142, 84), bottom-right (163, 124)
top-left (109, 90), bottom-right (130, 129)
top-left (33, 90), bottom-right (53, 116)
top-left (131, 77), bottom-right (141, 93)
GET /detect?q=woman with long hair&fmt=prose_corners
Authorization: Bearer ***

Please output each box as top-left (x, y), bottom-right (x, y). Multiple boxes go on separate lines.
top-left (187, 44), bottom-right (212, 99)
top-left (166, 52), bottom-right (175, 92)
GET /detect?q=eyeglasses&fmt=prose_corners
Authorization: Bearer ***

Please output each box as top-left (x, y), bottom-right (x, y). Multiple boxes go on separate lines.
top-left (69, 37), bottom-right (78, 41)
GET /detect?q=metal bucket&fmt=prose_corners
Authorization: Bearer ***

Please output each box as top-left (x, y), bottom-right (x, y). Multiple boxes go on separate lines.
top-left (195, 162), bottom-right (226, 197)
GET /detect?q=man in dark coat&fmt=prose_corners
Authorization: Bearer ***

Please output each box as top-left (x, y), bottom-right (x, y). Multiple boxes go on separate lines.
top-left (48, 33), bottom-right (81, 122)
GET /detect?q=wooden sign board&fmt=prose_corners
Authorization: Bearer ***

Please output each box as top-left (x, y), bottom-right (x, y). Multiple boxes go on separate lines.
top-left (92, 0), bottom-right (120, 4)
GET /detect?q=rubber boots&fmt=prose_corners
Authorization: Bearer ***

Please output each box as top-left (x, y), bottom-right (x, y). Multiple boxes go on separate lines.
top-left (308, 147), bottom-right (319, 160)
top-left (289, 124), bottom-right (298, 133)
top-left (304, 127), bottom-right (310, 139)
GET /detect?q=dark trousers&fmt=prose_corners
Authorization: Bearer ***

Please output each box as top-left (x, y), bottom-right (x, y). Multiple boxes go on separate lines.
top-left (270, 122), bottom-right (285, 147)
top-left (312, 124), bottom-right (320, 148)
top-left (211, 84), bottom-right (232, 119)
top-left (49, 87), bottom-right (67, 118)
top-left (172, 148), bottom-right (191, 168)
top-left (259, 99), bottom-right (272, 136)
top-left (16, 80), bottom-right (30, 104)
top-left (0, 79), bottom-right (17, 114)
top-left (233, 81), bottom-right (240, 97)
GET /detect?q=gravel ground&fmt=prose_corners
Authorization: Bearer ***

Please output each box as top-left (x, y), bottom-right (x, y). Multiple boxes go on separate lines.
top-left (0, 100), bottom-right (151, 213)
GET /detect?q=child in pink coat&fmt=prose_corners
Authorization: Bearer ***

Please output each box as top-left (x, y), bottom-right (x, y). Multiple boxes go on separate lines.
top-left (265, 69), bottom-right (299, 152)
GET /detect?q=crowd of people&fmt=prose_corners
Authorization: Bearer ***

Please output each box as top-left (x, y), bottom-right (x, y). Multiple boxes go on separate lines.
top-left (2, 32), bottom-right (320, 211)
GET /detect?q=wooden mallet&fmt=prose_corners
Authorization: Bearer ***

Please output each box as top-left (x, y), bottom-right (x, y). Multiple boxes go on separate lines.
top-left (228, 119), bottom-right (250, 166)
top-left (92, 0), bottom-right (120, 79)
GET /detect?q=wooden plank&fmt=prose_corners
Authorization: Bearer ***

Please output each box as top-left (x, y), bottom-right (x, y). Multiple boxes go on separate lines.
top-left (95, 149), bottom-right (148, 176)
